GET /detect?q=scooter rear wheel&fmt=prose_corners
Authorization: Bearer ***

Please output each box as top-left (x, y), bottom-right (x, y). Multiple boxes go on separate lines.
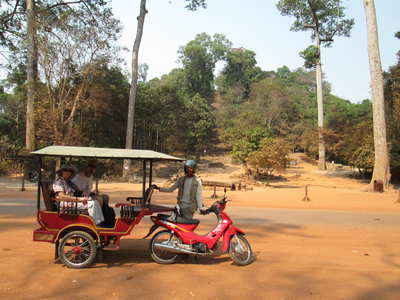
top-left (150, 230), bottom-right (181, 264)
top-left (229, 234), bottom-right (252, 266)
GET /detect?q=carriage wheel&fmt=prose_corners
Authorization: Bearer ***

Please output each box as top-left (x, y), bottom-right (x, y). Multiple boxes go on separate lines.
top-left (58, 231), bottom-right (97, 268)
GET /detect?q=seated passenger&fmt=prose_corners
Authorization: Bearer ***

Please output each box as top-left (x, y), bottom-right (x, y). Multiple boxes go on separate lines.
top-left (53, 165), bottom-right (105, 226)
top-left (71, 161), bottom-right (109, 207)
top-left (72, 161), bottom-right (115, 227)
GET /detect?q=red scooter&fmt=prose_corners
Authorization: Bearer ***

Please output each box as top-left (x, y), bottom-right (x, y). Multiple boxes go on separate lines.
top-left (145, 190), bottom-right (252, 265)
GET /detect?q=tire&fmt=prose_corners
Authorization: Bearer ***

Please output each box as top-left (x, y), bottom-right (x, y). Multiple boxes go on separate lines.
top-left (149, 230), bottom-right (181, 264)
top-left (229, 234), bottom-right (252, 266)
top-left (58, 231), bottom-right (97, 268)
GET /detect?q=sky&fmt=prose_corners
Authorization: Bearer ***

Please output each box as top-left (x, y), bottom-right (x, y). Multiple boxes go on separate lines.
top-left (110, 0), bottom-right (399, 103)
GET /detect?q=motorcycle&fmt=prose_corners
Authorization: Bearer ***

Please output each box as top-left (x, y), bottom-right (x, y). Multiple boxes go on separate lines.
top-left (144, 189), bottom-right (253, 266)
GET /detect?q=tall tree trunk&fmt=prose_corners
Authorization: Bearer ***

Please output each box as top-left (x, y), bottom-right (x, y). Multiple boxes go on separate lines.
top-left (364, 0), bottom-right (391, 190)
top-left (123, 0), bottom-right (147, 179)
top-left (315, 32), bottom-right (326, 170)
top-left (26, 0), bottom-right (38, 151)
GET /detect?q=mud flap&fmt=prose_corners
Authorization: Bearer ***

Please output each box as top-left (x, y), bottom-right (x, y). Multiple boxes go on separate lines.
top-left (142, 224), bottom-right (160, 239)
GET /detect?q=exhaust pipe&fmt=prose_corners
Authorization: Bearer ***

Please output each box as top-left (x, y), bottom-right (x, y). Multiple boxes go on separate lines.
top-left (153, 243), bottom-right (208, 256)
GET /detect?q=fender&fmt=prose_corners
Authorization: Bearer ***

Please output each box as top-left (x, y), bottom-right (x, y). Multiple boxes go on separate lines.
top-left (55, 224), bottom-right (99, 241)
top-left (142, 223), bottom-right (160, 239)
top-left (222, 225), bottom-right (245, 252)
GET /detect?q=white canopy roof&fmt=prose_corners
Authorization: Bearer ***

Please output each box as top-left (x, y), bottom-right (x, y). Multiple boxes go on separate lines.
top-left (31, 146), bottom-right (184, 161)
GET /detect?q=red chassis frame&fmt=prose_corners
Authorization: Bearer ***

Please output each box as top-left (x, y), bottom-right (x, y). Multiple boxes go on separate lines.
top-left (33, 203), bottom-right (174, 250)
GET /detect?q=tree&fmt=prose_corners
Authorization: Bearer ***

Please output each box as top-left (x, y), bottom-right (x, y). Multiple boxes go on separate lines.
top-left (363, 0), bottom-right (391, 190)
top-left (124, 0), bottom-right (147, 178)
top-left (33, 3), bottom-right (121, 147)
top-left (26, 0), bottom-right (38, 151)
top-left (231, 127), bottom-right (269, 175)
top-left (385, 32), bottom-right (400, 179)
top-left (219, 47), bottom-right (265, 101)
top-left (277, 0), bottom-right (354, 170)
top-left (182, 94), bottom-right (216, 156)
top-left (178, 32), bottom-right (231, 103)
top-left (123, 0), bottom-right (207, 178)
top-left (0, 0), bottom-right (112, 151)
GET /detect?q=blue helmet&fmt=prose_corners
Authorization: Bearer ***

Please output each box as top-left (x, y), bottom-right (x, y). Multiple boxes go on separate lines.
top-left (184, 160), bottom-right (197, 173)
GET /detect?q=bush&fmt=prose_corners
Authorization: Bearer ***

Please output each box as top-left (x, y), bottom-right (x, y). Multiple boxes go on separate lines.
top-left (348, 142), bottom-right (374, 176)
top-left (247, 138), bottom-right (292, 178)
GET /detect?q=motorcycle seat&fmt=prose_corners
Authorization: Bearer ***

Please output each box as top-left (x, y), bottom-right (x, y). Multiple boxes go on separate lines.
top-left (156, 214), bottom-right (199, 225)
top-left (174, 216), bottom-right (200, 225)
top-left (157, 214), bottom-right (171, 220)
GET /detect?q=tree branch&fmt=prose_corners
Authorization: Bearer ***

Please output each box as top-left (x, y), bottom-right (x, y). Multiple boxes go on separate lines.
top-left (303, 23), bottom-right (316, 29)
top-left (2, 0), bottom-right (21, 25)
top-left (46, 1), bottom-right (83, 11)
top-left (306, 0), bottom-right (319, 31)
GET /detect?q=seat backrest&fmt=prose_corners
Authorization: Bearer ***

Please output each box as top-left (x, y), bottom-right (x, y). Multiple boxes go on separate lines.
top-left (40, 181), bottom-right (57, 211)
top-left (143, 187), bottom-right (154, 205)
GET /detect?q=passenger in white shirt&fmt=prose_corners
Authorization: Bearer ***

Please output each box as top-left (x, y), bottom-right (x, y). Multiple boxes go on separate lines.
top-left (72, 162), bottom-right (109, 207)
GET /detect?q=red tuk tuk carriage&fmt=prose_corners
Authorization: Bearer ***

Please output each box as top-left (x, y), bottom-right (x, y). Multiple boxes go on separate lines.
top-left (31, 146), bottom-right (183, 268)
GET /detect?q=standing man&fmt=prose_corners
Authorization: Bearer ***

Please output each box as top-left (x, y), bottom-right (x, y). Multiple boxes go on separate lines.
top-left (154, 160), bottom-right (203, 219)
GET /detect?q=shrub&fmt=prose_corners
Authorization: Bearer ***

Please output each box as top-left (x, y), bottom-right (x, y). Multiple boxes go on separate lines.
top-left (247, 138), bottom-right (292, 178)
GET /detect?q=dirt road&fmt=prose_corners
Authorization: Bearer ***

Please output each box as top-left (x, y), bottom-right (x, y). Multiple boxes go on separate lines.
top-left (1, 187), bottom-right (400, 300)
top-left (1, 154), bottom-right (400, 300)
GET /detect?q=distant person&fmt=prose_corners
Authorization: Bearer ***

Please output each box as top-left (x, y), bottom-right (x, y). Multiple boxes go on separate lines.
top-left (53, 165), bottom-right (105, 226)
top-left (153, 160), bottom-right (203, 219)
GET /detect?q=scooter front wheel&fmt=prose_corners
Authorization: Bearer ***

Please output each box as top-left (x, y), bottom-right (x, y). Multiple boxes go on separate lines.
top-left (229, 234), bottom-right (252, 266)
top-left (150, 230), bottom-right (181, 264)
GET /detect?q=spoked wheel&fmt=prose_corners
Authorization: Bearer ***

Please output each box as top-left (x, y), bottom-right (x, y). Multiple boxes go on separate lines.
top-left (58, 231), bottom-right (97, 268)
top-left (150, 230), bottom-right (181, 264)
top-left (229, 234), bottom-right (253, 266)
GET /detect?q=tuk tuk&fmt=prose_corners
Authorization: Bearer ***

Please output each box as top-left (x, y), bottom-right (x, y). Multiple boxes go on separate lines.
top-left (31, 145), bottom-right (183, 268)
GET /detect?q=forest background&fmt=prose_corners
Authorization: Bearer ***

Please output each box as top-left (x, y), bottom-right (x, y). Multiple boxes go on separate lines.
top-left (0, 0), bottom-right (399, 182)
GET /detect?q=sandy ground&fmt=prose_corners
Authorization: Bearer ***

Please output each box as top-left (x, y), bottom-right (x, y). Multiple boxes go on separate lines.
top-left (1, 154), bottom-right (400, 300)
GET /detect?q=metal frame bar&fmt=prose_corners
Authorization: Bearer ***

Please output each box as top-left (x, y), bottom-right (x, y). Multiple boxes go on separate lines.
top-left (142, 160), bottom-right (147, 198)
top-left (36, 157), bottom-right (42, 211)
top-left (149, 160), bottom-right (153, 188)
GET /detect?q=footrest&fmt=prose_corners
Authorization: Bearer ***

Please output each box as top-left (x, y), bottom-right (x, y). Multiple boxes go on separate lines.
top-left (102, 244), bottom-right (120, 251)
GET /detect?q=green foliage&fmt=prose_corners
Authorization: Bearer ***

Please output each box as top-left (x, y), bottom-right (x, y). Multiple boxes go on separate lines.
top-left (348, 142), bottom-right (374, 175)
top-left (0, 1), bottom-right (113, 67)
top-left (179, 33), bottom-right (232, 102)
top-left (184, 0), bottom-right (207, 11)
top-left (276, 0), bottom-right (354, 47)
top-left (217, 66), bottom-right (319, 159)
top-left (0, 82), bottom-right (26, 150)
top-left (231, 127), bottom-right (269, 163)
top-left (183, 94), bottom-right (216, 155)
top-left (385, 31), bottom-right (400, 178)
top-left (247, 138), bottom-right (292, 176)
top-left (219, 48), bottom-right (266, 101)
top-left (300, 45), bottom-right (320, 69)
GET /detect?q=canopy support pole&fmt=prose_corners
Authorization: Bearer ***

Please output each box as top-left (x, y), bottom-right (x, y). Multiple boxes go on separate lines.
top-left (36, 157), bottom-right (42, 211)
top-left (142, 160), bottom-right (147, 198)
top-left (149, 160), bottom-right (153, 188)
